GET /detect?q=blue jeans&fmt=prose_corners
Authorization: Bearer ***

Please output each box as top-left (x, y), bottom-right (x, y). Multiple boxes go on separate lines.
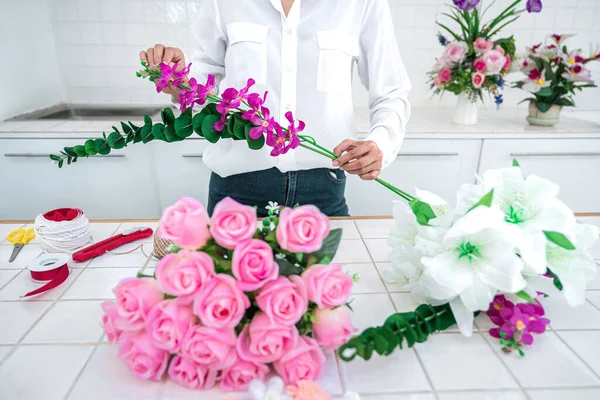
top-left (207, 168), bottom-right (349, 217)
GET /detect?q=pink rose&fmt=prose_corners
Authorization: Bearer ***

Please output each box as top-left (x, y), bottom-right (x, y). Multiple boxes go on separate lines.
top-left (439, 68), bottom-right (452, 83)
top-left (181, 325), bottom-right (237, 369)
top-left (483, 50), bottom-right (506, 75)
top-left (474, 59), bottom-right (487, 72)
top-left (101, 301), bottom-right (124, 344)
top-left (276, 205), bottom-right (330, 253)
top-left (302, 264), bottom-right (353, 309)
top-left (193, 274), bottom-right (250, 329)
top-left (503, 54), bottom-right (511, 71)
top-left (256, 276), bottom-right (308, 326)
top-left (118, 331), bottom-right (169, 381)
top-left (221, 358), bottom-right (269, 392)
top-left (232, 239), bottom-right (279, 292)
top-left (146, 300), bottom-right (196, 352)
top-left (156, 250), bottom-right (215, 305)
top-left (236, 312), bottom-right (299, 363)
top-left (158, 196), bottom-right (211, 250)
top-left (432, 56), bottom-right (449, 72)
top-left (443, 41), bottom-right (468, 64)
top-left (472, 72), bottom-right (485, 89)
top-left (312, 306), bottom-right (357, 352)
top-left (168, 355), bottom-right (218, 390)
top-left (434, 76), bottom-right (442, 87)
top-left (495, 45), bottom-right (505, 55)
top-left (113, 278), bottom-right (163, 331)
top-left (209, 197), bottom-right (257, 250)
top-left (473, 37), bottom-right (494, 54)
top-left (273, 336), bottom-right (326, 385)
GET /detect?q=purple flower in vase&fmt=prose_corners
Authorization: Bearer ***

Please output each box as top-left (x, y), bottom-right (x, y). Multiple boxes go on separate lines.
top-left (155, 63), bottom-right (190, 93)
top-left (452, 0), bottom-right (480, 11)
top-left (526, 0), bottom-right (543, 13)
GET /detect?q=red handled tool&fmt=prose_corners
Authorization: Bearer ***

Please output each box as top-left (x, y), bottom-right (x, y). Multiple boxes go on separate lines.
top-left (72, 227), bottom-right (153, 263)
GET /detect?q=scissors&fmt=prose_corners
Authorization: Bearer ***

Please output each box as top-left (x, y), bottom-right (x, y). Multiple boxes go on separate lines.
top-left (6, 228), bottom-right (36, 263)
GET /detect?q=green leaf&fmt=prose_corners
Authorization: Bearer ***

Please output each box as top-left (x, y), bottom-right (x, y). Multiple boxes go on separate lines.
top-left (296, 253), bottom-right (304, 263)
top-left (73, 145), bottom-right (87, 157)
top-left (108, 131), bottom-right (126, 149)
top-left (49, 154), bottom-right (61, 161)
top-left (63, 147), bottom-right (77, 157)
top-left (245, 124), bottom-right (265, 150)
top-left (544, 231), bottom-right (576, 250)
top-left (536, 102), bottom-right (553, 113)
top-left (233, 114), bottom-right (247, 140)
top-left (553, 98), bottom-right (575, 107)
top-left (275, 256), bottom-right (303, 276)
top-left (311, 229), bottom-right (343, 261)
top-left (545, 268), bottom-right (564, 291)
top-left (409, 199), bottom-right (437, 226)
top-left (144, 115), bottom-right (152, 126)
top-left (162, 108), bottom-right (175, 126)
top-left (203, 102), bottom-right (219, 116)
top-left (94, 138), bottom-right (111, 155)
top-left (165, 125), bottom-right (177, 142)
top-left (58, 159), bottom-right (64, 168)
top-left (202, 114), bottom-right (221, 143)
top-left (512, 159), bottom-right (520, 167)
top-left (192, 113), bottom-right (207, 136)
top-left (536, 87), bottom-right (553, 97)
top-left (468, 189), bottom-right (494, 212)
top-left (140, 124), bottom-right (154, 143)
top-left (516, 290), bottom-right (537, 304)
top-left (174, 108), bottom-right (193, 138)
top-left (152, 123), bottom-right (166, 141)
top-left (223, 116), bottom-right (235, 139)
top-left (120, 122), bottom-right (132, 134)
top-left (84, 139), bottom-right (97, 156)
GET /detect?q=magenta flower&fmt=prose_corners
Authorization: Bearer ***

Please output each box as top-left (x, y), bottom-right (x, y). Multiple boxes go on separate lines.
top-left (247, 106), bottom-right (276, 140)
top-left (284, 111), bottom-right (305, 138)
top-left (487, 295), bottom-right (515, 326)
top-left (155, 63), bottom-right (190, 93)
top-left (526, 0), bottom-right (543, 13)
top-left (265, 112), bottom-right (303, 156)
top-left (177, 77), bottom-right (202, 112)
top-left (196, 74), bottom-right (216, 106)
top-left (242, 92), bottom-right (268, 123)
top-left (214, 79), bottom-right (256, 132)
top-left (452, 0), bottom-right (480, 11)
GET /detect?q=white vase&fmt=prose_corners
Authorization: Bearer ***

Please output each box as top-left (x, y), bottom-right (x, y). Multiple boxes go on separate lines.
top-left (452, 93), bottom-right (479, 125)
top-left (527, 101), bottom-right (563, 127)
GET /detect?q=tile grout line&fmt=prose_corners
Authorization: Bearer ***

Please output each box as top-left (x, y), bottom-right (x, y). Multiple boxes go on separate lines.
top-left (553, 330), bottom-right (600, 382)
top-left (61, 343), bottom-right (101, 400)
top-left (354, 220), bottom-right (440, 399)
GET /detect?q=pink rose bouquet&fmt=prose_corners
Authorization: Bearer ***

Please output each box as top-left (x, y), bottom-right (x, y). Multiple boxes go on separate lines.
top-left (101, 196), bottom-right (356, 392)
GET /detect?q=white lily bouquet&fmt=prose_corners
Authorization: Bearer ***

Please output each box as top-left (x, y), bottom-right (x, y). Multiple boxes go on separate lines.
top-left (339, 161), bottom-right (598, 360)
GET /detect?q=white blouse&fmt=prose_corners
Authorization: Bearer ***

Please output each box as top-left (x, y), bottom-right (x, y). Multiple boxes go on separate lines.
top-left (190, 0), bottom-right (412, 178)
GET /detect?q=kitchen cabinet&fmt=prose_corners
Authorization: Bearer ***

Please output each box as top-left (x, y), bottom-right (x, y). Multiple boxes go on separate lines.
top-left (345, 139), bottom-right (482, 216)
top-left (478, 138), bottom-right (600, 213)
top-left (0, 138), bottom-right (161, 219)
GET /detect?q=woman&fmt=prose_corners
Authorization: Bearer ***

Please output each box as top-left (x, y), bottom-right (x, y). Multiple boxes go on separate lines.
top-left (140, 0), bottom-right (411, 217)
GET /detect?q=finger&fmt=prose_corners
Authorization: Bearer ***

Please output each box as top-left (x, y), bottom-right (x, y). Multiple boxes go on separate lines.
top-left (335, 143), bottom-right (370, 168)
top-left (139, 50), bottom-right (148, 64)
top-left (345, 160), bottom-right (382, 176)
top-left (333, 139), bottom-right (357, 158)
top-left (360, 170), bottom-right (380, 180)
top-left (163, 47), bottom-right (175, 65)
top-left (146, 48), bottom-right (155, 66)
top-left (154, 44), bottom-right (165, 64)
top-left (173, 48), bottom-right (185, 68)
top-left (343, 157), bottom-right (380, 174)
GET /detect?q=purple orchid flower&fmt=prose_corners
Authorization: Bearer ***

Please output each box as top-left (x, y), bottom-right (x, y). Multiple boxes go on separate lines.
top-left (452, 0), bottom-right (480, 11)
top-left (196, 74), bottom-right (216, 106)
top-left (214, 79), bottom-right (256, 131)
top-left (178, 77), bottom-right (202, 112)
top-left (265, 112), bottom-right (303, 157)
top-left (155, 63), bottom-right (190, 93)
top-left (526, 0), bottom-right (543, 13)
top-left (247, 106), bottom-right (276, 140)
top-left (242, 91), bottom-right (268, 123)
top-left (487, 295), bottom-right (515, 326)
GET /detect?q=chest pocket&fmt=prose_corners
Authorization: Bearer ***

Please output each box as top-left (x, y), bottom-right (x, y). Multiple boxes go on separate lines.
top-left (227, 22), bottom-right (269, 88)
top-left (316, 30), bottom-right (359, 95)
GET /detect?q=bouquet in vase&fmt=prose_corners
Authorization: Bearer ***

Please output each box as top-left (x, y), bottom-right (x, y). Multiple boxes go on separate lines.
top-left (429, 0), bottom-right (543, 124)
top-left (514, 33), bottom-right (600, 126)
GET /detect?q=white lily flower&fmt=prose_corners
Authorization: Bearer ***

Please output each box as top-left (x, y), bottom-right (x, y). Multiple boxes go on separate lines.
top-left (547, 223), bottom-right (599, 306)
top-left (421, 207), bottom-right (526, 336)
top-left (248, 377), bottom-right (291, 400)
top-left (456, 167), bottom-right (576, 275)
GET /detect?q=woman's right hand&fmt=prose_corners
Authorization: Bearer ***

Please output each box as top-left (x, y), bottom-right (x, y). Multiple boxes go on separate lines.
top-left (139, 44), bottom-right (186, 96)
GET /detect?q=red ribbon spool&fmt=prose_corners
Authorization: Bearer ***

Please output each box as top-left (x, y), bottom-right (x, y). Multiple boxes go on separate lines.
top-left (23, 254), bottom-right (70, 298)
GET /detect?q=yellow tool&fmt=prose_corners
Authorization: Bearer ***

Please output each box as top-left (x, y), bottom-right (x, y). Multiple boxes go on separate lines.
top-left (6, 228), bottom-right (36, 262)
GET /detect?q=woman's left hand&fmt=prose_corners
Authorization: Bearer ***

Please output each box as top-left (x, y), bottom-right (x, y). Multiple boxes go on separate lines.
top-left (332, 140), bottom-right (383, 181)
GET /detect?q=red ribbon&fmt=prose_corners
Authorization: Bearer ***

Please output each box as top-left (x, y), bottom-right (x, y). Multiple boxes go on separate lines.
top-left (23, 261), bottom-right (69, 298)
top-left (43, 208), bottom-right (82, 222)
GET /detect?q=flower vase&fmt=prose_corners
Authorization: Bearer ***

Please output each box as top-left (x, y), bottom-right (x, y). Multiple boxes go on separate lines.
top-left (527, 101), bottom-right (563, 127)
top-left (452, 94), bottom-right (479, 125)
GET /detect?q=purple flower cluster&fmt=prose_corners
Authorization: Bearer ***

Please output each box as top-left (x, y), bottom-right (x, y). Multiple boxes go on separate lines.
top-left (453, 0), bottom-right (542, 14)
top-left (487, 295), bottom-right (550, 355)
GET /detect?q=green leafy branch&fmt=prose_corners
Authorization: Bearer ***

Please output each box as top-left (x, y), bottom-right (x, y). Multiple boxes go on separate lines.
top-left (338, 304), bottom-right (456, 362)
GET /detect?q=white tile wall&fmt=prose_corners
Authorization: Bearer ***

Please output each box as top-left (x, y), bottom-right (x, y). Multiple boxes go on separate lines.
top-left (41, 0), bottom-right (598, 109)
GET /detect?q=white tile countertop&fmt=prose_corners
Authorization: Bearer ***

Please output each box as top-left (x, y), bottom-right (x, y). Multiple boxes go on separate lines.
top-left (1, 107), bottom-right (600, 140)
top-left (0, 217), bottom-right (600, 400)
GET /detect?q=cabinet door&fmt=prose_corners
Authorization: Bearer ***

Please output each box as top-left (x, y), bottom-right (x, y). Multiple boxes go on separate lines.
top-left (151, 139), bottom-right (212, 211)
top-left (0, 139), bottom-right (160, 219)
top-left (478, 139), bottom-right (600, 213)
top-left (345, 139), bottom-right (482, 216)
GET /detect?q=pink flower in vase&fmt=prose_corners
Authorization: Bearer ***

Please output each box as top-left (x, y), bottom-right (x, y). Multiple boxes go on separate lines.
top-left (439, 68), bottom-right (452, 83)
top-left (168, 355), bottom-right (219, 390)
top-left (215, 79), bottom-right (256, 132)
top-left (432, 56), bottom-right (449, 72)
top-left (155, 62), bottom-right (190, 93)
top-left (443, 41), bottom-right (468, 64)
top-left (483, 50), bottom-right (506, 74)
top-left (118, 331), bottom-right (169, 381)
top-left (474, 59), bottom-right (487, 72)
top-left (472, 72), bottom-right (486, 88)
top-left (503, 54), bottom-right (512, 71)
top-left (473, 37), bottom-right (494, 54)
top-left (562, 63), bottom-right (593, 82)
top-left (433, 75), bottom-right (442, 87)
top-left (523, 68), bottom-right (551, 92)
